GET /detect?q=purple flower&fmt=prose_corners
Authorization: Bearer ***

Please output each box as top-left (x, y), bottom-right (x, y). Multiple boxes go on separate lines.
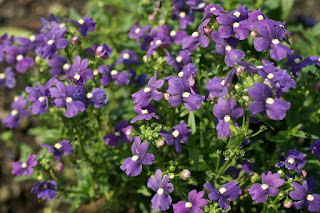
top-left (206, 69), bottom-right (235, 98)
top-left (225, 161), bottom-right (253, 179)
top-left (132, 71), bottom-right (164, 107)
top-left (85, 44), bottom-right (112, 60)
top-left (5, 45), bottom-right (34, 73)
top-left (120, 136), bottom-right (155, 176)
top-left (115, 50), bottom-right (138, 65)
top-left (86, 88), bottom-right (107, 109)
top-left (16, 34), bottom-right (45, 51)
top-left (40, 14), bottom-right (61, 34)
top-left (159, 121), bottom-right (191, 153)
top-left (173, 189), bottom-right (208, 213)
top-left (48, 55), bottom-right (69, 77)
top-left (0, 34), bottom-right (14, 62)
top-left (310, 139), bottom-right (320, 160)
top-left (170, 30), bottom-right (188, 44)
top-left (289, 181), bottom-right (320, 212)
top-left (165, 50), bottom-right (192, 72)
top-left (172, 9), bottom-right (194, 30)
top-left (0, 67), bottom-right (16, 88)
top-left (204, 181), bottom-right (242, 210)
top-left (247, 83), bottom-right (290, 120)
top-left (147, 169), bottom-right (174, 211)
top-left (309, 56), bottom-right (320, 67)
top-left (182, 31), bottom-right (201, 50)
top-left (12, 153), bottom-right (37, 176)
top-left (275, 149), bottom-right (306, 173)
top-left (253, 19), bottom-right (293, 61)
top-left (31, 180), bottom-right (57, 199)
top-left (248, 9), bottom-right (268, 29)
top-left (236, 61), bottom-right (259, 75)
top-left (128, 69), bottom-right (148, 88)
top-left (284, 54), bottom-right (314, 77)
top-left (67, 16), bottom-right (96, 36)
top-left (104, 120), bottom-right (133, 146)
top-left (2, 95), bottom-right (29, 129)
top-left (248, 171), bottom-right (285, 203)
top-left (41, 139), bottom-right (74, 160)
top-left (64, 55), bottom-right (93, 85)
top-left (202, 3), bottom-right (227, 20)
top-left (129, 25), bottom-right (151, 43)
top-left (49, 82), bottom-right (86, 118)
top-left (213, 97), bottom-right (244, 139)
top-left (166, 77), bottom-right (204, 111)
top-left (211, 32), bottom-right (245, 67)
top-left (130, 104), bottom-right (160, 123)
top-left (36, 24), bottom-right (68, 59)
top-left (230, 5), bottom-right (251, 21)
top-left (98, 65), bottom-right (130, 86)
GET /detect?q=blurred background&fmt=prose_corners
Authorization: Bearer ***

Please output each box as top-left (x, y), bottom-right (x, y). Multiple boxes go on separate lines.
top-left (0, 0), bottom-right (319, 212)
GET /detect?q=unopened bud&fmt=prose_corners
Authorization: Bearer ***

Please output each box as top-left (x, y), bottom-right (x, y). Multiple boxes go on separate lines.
top-left (236, 66), bottom-right (246, 76)
top-left (57, 162), bottom-right (63, 173)
top-left (283, 201), bottom-right (293, 208)
top-left (250, 30), bottom-right (258, 38)
top-left (148, 14), bottom-right (155, 22)
top-left (164, 93), bottom-right (170, 100)
top-left (143, 55), bottom-right (149, 63)
top-left (301, 170), bottom-right (307, 179)
top-left (156, 140), bottom-right (165, 148)
top-left (72, 35), bottom-right (80, 45)
top-left (169, 173), bottom-right (175, 179)
top-left (204, 27), bottom-right (212, 36)
top-left (181, 169), bottom-right (191, 180)
top-left (314, 82), bottom-right (320, 90)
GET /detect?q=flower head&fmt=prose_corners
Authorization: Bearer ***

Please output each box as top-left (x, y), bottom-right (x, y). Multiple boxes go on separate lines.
top-left (67, 16), bottom-right (96, 36)
top-left (64, 55), bottom-right (93, 85)
top-left (310, 139), bottom-right (320, 160)
top-left (130, 104), bottom-right (160, 123)
top-left (31, 180), bottom-right (57, 199)
top-left (0, 67), bottom-right (16, 88)
top-left (12, 153), bottom-right (37, 176)
top-left (104, 120), bottom-right (133, 146)
top-left (41, 139), bottom-right (74, 160)
top-left (275, 149), bottom-right (306, 173)
top-left (2, 96), bottom-right (29, 128)
top-left (173, 189), bottom-right (208, 213)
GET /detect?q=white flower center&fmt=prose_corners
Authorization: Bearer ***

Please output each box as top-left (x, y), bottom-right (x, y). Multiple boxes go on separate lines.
top-left (66, 97), bottom-right (72, 103)
top-left (157, 188), bottom-right (164, 195)
top-left (126, 129), bottom-right (132, 136)
top-left (141, 109), bottom-right (148, 114)
top-left (14, 96), bottom-right (19, 101)
top-left (294, 58), bottom-right (301, 64)
top-left (155, 40), bottom-right (162, 45)
top-left (38, 96), bottom-right (45, 102)
top-left (182, 92), bottom-right (190, 98)
top-left (172, 130), bottom-right (180, 138)
top-left (74, 74), bottom-right (81, 80)
top-left (192, 32), bottom-right (199, 37)
top-left (272, 39), bottom-right (280, 45)
top-left (266, 98), bottom-right (274, 105)
top-left (176, 56), bottom-right (183, 63)
top-left (185, 202), bottom-right (192, 208)
top-left (233, 11), bottom-right (241, 17)
top-left (86, 93), bottom-right (93, 99)
top-left (220, 80), bottom-right (225, 86)
top-left (224, 115), bottom-right (231, 122)
top-left (219, 187), bottom-right (227, 194)
top-left (78, 19), bottom-right (85, 25)
top-left (277, 170), bottom-right (284, 175)
top-left (93, 69), bottom-right (99, 76)
top-left (256, 65), bottom-right (263, 69)
top-left (29, 35), bottom-right (36, 42)
top-left (150, 41), bottom-right (154, 45)
top-left (258, 15), bottom-right (264, 21)
top-left (225, 45), bottom-right (232, 52)
top-left (179, 12), bottom-right (186, 18)
top-left (54, 143), bottom-right (62, 149)
top-left (47, 40), bottom-right (55, 45)
top-left (132, 155), bottom-right (139, 161)
top-left (267, 73), bottom-right (274, 79)
top-left (178, 72), bottom-right (184, 77)
top-left (21, 162), bottom-right (27, 168)
top-left (11, 110), bottom-right (18, 116)
top-left (233, 22), bottom-right (240, 28)
top-left (59, 23), bottom-right (66, 28)
top-left (210, 7), bottom-right (216, 12)
top-left (63, 63), bottom-right (70, 70)
top-left (16, 54), bottom-right (24, 61)
top-left (123, 53), bottom-right (130, 59)
top-left (287, 158), bottom-right (295, 164)
top-left (261, 184), bottom-right (269, 190)
top-left (134, 28), bottom-right (140, 34)
top-left (170, 30), bottom-right (176, 37)
top-left (307, 194), bottom-right (314, 201)
top-left (318, 58), bottom-right (320, 62)
top-left (144, 87), bottom-right (151, 93)
top-left (111, 70), bottom-right (118, 76)
top-left (0, 73), bottom-right (6, 79)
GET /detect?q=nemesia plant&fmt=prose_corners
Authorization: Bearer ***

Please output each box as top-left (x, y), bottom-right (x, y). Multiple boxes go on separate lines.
top-left (1, 0), bottom-right (320, 212)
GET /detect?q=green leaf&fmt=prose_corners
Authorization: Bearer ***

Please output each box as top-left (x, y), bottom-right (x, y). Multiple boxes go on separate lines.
top-left (227, 134), bottom-right (245, 149)
top-left (281, 0), bottom-right (295, 20)
top-left (188, 111), bottom-right (197, 134)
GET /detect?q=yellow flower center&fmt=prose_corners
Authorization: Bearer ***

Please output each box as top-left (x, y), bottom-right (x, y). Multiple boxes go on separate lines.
top-left (224, 115), bottom-right (231, 122)
top-left (0, 73), bottom-right (6, 79)
top-left (176, 56), bottom-right (183, 63)
top-left (307, 194), bottom-right (314, 201)
top-left (78, 19), bottom-right (85, 25)
top-left (111, 70), bottom-right (118, 76)
top-left (272, 39), bottom-right (280, 45)
top-left (38, 96), bottom-right (45, 102)
top-left (172, 130), bottom-right (180, 138)
top-left (170, 30), bottom-right (177, 37)
top-left (179, 12), bottom-right (186, 18)
top-left (86, 93), bottom-right (93, 99)
top-left (233, 11), bottom-right (241, 17)
top-left (144, 87), bottom-right (151, 93)
top-left (74, 74), bottom-right (81, 80)
top-left (21, 162), bottom-right (27, 168)
top-left (267, 73), bottom-right (274, 79)
top-left (123, 53), bottom-right (130, 59)
top-left (219, 187), bottom-right (227, 194)
top-left (265, 98), bottom-right (274, 105)
top-left (192, 32), bottom-right (199, 37)
top-left (135, 28), bottom-right (140, 34)
top-left (261, 184), bottom-right (269, 190)
top-left (182, 92), bottom-right (190, 98)
top-left (54, 143), bottom-right (62, 149)
top-left (185, 202), bottom-right (192, 208)
top-left (157, 188), bottom-right (164, 195)
top-left (132, 155), bottom-right (139, 161)
top-left (66, 97), bottom-right (72, 103)
top-left (16, 54), bottom-right (24, 61)
top-left (11, 110), bottom-right (18, 116)
top-left (47, 40), bottom-right (55, 45)
top-left (287, 158), bottom-right (295, 164)
top-left (258, 15), bottom-right (264, 21)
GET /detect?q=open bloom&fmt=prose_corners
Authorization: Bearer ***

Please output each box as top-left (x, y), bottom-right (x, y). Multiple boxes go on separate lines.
top-left (12, 153), bottom-right (37, 176)
top-left (86, 88), bottom-right (107, 109)
top-left (67, 16), bottom-right (96, 36)
top-left (129, 25), bottom-right (151, 44)
top-left (284, 54), bottom-right (314, 77)
top-left (120, 136), bottom-right (155, 176)
top-left (206, 69), bottom-right (235, 98)
top-left (104, 120), bottom-right (133, 146)
top-left (310, 139), bottom-right (320, 160)
top-left (5, 45), bottom-right (34, 73)
top-left (41, 139), bottom-right (74, 160)
top-left (0, 67), bottom-right (16, 88)
top-left (64, 55), bottom-right (93, 86)
top-left (31, 180), bottom-right (57, 199)
top-left (275, 149), bottom-right (306, 173)
top-left (159, 121), bottom-right (191, 153)
top-left (204, 181), bottom-right (242, 210)
top-left (2, 96), bottom-right (29, 129)
top-left (248, 171), bottom-right (285, 203)
top-left (48, 55), bottom-right (69, 77)
top-left (39, 13), bottom-right (61, 34)
top-left (115, 50), bottom-right (138, 65)
top-left (130, 104), bottom-right (160, 123)
top-left (147, 169), bottom-right (174, 211)
top-left (173, 189), bottom-right (208, 213)
top-left (85, 44), bottom-right (112, 60)
top-left (98, 65), bottom-right (130, 86)
top-left (165, 50), bottom-right (192, 72)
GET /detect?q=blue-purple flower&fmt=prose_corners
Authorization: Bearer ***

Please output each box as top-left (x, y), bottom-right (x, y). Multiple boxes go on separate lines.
top-left (67, 16), bottom-right (96, 36)
top-left (104, 120), bottom-right (133, 146)
top-left (41, 139), bottom-right (74, 160)
top-left (31, 180), bottom-right (57, 199)
top-left (310, 139), bottom-right (320, 160)
top-left (172, 9), bottom-right (194, 30)
top-left (40, 14), bottom-right (61, 34)
top-left (147, 169), bottom-right (174, 211)
top-left (130, 104), bottom-right (160, 123)
top-left (98, 65), bottom-right (130, 86)
top-left (48, 55), bottom-right (69, 77)
top-left (202, 3), bottom-right (226, 20)
top-left (205, 69), bottom-right (235, 98)
top-left (85, 44), bottom-right (112, 60)
top-left (275, 149), bottom-right (306, 173)
top-left (12, 153), bottom-right (37, 176)
top-left (5, 45), bottom-right (34, 73)
top-left (64, 55), bottom-right (93, 85)
top-left (129, 25), bottom-right (151, 43)
top-left (284, 54), bottom-right (314, 77)
top-left (165, 50), bottom-right (192, 72)
top-left (86, 88), bottom-right (107, 109)
top-left (173, 189), bottom-right (208, 213)
top-left (2, 96), bottom-right (29, 129)
top-left (115, 50), bottom-right (138, 65)
top-left (120, 136), bottom-right (155, 176)
top-left (0, 67), bottom-right (16, 88)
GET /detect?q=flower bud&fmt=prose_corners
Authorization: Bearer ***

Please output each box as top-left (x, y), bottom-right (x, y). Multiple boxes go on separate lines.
top-left (148, 14), bottom-right (155, 22)
top-left (57, 162), bottom-right (63, 173)
top-left (164, 93), bottom-right (170, 100)
top-left (72, 35), bottom-right (80, 45)
top-left (301, 170), bottom-right (307, 179)
top-left (283, 201), bottom-right (293, 208)
top-left (236, 66), bottom-right (245, 76)
top-left (169, 173), bottom-right (175, 179)
top-left (143, 55), bottom-right (149, 63)
top-left (250, 30), bottom-right (258, 38)
top-left (156, 140), bottom-right (165, 148)
top-left (204, 27), bottom-right (212, 36)
top-left (314, 82), bottom-right (320, 90)
top-left (181, 169), bottom-right (191, 180)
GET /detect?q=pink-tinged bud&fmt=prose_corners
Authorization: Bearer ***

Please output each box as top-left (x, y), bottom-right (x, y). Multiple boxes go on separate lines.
top-left (250, 30), bottom-right (258, 38)
top-left (301, 170), bottom-right (307, 179)
top-left (156, 140), bottom-right (165, 148)
top-left (181, 169), bottom-right (191, 180)
top-left (314, 82), bottom-right (320, 90)
top-left (57, 162), bottom-right (63, 173)
top-left (204, 27), bottom-right (212, 36)
top-left (236, 66), bottom-right (246, 76)
top-left (164, 93), bottom-right (170, 100)
top-left (209, 93), bottom-right (216, 102)
top-left (148, 14), bottom-right (155, 22)
top-left (72, 35), bottom-right (80, 45)
top-left (143, 55), bottom-right (149, 63)
top-left (283, 201), bottom-right (293, 208)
